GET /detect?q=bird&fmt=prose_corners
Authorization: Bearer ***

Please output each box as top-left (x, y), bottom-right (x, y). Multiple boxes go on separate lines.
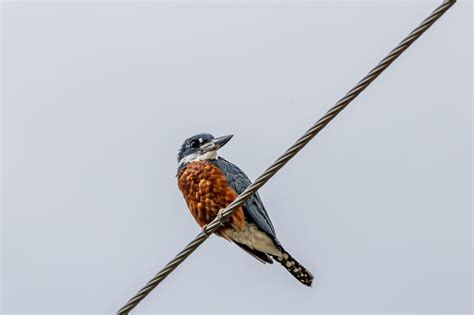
top-left (176, 133), bottom-right (314, 286)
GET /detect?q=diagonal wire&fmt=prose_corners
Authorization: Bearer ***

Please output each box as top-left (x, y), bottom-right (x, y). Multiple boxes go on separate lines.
top-left (117, 1), bottom-right (456, 313)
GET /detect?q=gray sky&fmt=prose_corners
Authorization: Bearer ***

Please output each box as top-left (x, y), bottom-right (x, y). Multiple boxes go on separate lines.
top-left (1, 1), bottom-right (472, 314)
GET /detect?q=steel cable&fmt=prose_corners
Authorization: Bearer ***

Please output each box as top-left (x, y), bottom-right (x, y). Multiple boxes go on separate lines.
top-left (117, 1), bottom-right (456, 313)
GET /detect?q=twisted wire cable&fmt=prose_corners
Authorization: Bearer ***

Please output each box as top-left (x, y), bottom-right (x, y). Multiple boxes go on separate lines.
top-left (117, 1), bottom-right (456, 313)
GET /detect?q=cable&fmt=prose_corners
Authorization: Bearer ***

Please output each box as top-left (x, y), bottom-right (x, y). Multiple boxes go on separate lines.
top-left (117, 1), bottom-right (456, 313)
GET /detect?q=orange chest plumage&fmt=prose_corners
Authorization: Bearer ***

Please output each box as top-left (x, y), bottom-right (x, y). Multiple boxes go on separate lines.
top-left (177, 161), bottom-right (245, 233)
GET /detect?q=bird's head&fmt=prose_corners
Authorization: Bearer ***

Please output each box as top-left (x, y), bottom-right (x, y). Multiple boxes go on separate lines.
top-left (177, 133), bottom-right (233, 167)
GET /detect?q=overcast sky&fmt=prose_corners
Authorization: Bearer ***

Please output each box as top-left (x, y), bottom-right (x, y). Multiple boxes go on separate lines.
top-left (2, 1), bottom-right (472, 314)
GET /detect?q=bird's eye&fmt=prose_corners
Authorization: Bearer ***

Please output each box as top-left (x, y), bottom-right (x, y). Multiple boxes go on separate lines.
top-left (190, 140), bottom-right (200, 148)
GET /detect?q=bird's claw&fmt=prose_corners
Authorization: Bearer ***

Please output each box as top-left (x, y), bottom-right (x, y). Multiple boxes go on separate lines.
top-left (201, 209), bottom-right (227, 237)
top-left (216, 208), bottom-right (226, 225)
top-left (201, 224), bottom-right (210, 237)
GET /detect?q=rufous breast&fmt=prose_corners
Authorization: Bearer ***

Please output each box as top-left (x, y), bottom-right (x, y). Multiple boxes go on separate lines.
top-left (177, 161), bottom-right (245, 235)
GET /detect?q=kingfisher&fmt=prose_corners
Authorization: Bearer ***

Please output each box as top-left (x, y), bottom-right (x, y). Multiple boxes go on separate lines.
top-left (176, 133), bottom-right (314, 286)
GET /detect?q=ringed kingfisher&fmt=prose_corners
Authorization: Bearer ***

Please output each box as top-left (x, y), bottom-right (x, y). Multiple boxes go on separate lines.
top-left (177, 133), bottom-right (314, 286)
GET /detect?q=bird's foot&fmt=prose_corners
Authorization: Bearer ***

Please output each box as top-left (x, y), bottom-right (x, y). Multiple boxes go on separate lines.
top-left (216, 208), bottom-right (226, 225)
top-left (200, 209), bottom-right (227, 237)
top-left (201, 224), bottom-right (210, 237)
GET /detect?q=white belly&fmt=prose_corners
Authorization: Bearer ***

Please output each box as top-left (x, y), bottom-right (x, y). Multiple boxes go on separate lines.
top-left (224, 223), bottom-right (282, 257)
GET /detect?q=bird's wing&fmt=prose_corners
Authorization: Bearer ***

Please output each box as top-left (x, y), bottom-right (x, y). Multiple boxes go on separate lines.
top-left (232, 241), bottom-right (273, 264)
top-left (212, 157), bottom-right (277, 240)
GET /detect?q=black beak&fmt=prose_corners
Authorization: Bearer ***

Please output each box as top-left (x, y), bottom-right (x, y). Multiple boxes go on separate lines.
top-left (211, 135), bottom-right (233, 149)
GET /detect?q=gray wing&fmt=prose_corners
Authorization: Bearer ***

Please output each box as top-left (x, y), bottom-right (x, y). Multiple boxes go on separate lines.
top-left (212, 157), bottom-right (278, 241)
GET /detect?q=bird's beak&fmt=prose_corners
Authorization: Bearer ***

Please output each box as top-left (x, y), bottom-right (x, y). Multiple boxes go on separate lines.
top-left (212, 135), bottom-right (233, 149)
top-left (201, 135), bottom-right (233, 152)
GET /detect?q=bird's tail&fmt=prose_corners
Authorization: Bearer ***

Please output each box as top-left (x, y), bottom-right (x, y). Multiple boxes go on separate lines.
top-left (271, 250), bottom-right (314, 287)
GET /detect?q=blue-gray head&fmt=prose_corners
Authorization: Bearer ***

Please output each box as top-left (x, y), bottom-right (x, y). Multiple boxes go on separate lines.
top-left (177, 133), bottom-right (233, 167)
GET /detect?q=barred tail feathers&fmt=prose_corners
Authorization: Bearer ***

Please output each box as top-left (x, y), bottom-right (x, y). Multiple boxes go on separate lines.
top-left (272, 250), bottom-right (314, 287)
